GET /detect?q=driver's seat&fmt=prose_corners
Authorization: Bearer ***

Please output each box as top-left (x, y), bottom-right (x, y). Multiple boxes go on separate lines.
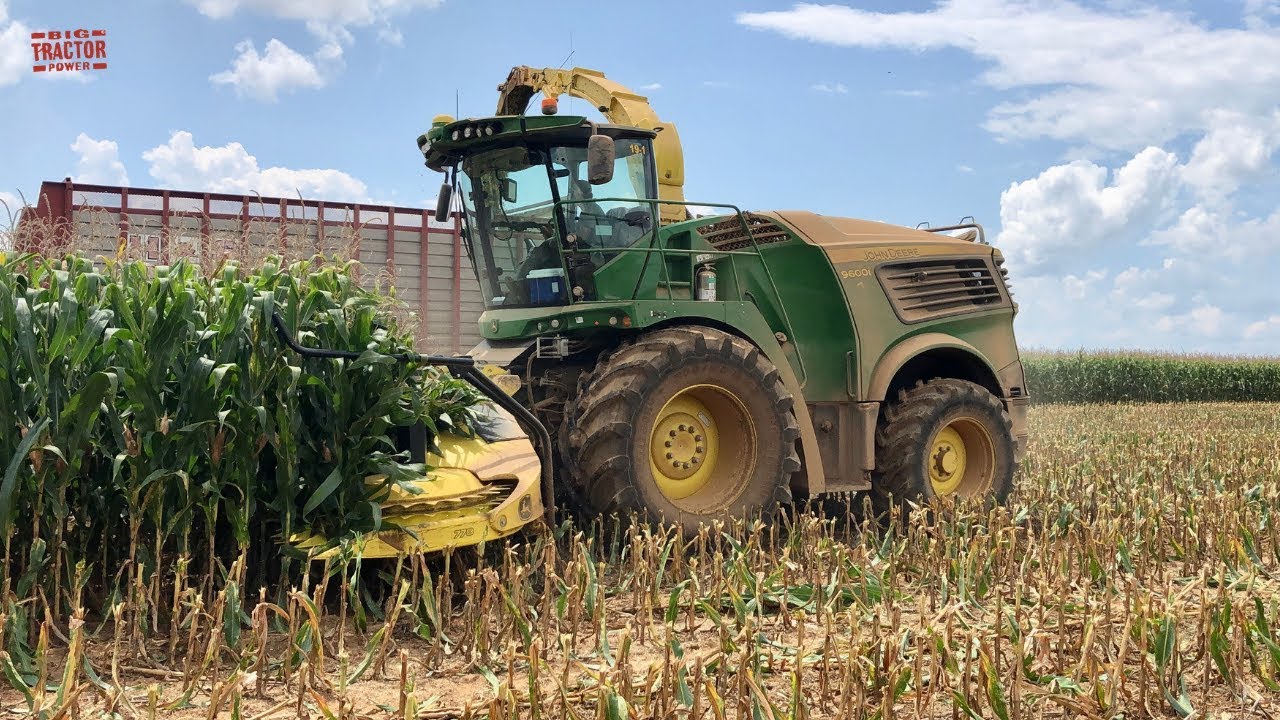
top-left (604, 206), bottom-right (651, 249)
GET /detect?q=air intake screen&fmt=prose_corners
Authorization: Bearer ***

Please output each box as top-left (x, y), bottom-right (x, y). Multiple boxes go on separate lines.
top-left (695, 213), bottom-right (791, 251)
top-left (876, 256), bottom-right (1008, 323)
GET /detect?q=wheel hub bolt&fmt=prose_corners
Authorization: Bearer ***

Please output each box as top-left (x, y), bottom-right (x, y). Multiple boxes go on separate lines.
top-left (669, 430), bottom-right (677, 438)
top-left (682, 462), bottom-right (689, 469)
top-left (665, 440), bottom-right (672, 448)
top-left (672, 460), bottom-right (680, 468)
top-left (696, 446), bottom-right (704, 454)
top-left (687, 427), bottom-right (696, 434)
top-left (666, 452), bottom-right (673, 459)
top-left (690, 457), bottom-right (699, 465)
top-left (694, 434), bottom-right (702, 442)
top-left (678, 424), bottom-right (686, 431)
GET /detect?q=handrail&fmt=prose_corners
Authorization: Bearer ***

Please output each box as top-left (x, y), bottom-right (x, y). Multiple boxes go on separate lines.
top-left (920, 220), bottom-right (987, 245)
top-left (550, 198), bottom-right (807, 384)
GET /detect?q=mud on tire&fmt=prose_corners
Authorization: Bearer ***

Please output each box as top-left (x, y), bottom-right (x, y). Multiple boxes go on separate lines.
top-left (873, 378), bottom-right (1016, 518)
top-left (560, 326), bottom-right (801, 533)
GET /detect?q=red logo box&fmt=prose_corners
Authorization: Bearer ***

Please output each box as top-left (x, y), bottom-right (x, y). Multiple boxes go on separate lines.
top-left (31, 29), bottom-right (108, 74)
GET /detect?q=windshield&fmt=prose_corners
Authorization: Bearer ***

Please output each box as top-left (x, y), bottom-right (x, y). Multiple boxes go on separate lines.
top-left (456, 137), bottom-right (655, 308)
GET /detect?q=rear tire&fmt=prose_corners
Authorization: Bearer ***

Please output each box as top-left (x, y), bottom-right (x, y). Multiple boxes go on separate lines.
top-left (873, 378), bottom-right (1015, 519)
top-left (561, 326), bottom-right (800, 534)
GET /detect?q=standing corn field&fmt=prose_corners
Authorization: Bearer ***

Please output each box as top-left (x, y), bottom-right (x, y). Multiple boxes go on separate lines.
top-left (0, 252), bottom-right (484, 676)
top-left (1023, 350), bottom-right (1280, 404)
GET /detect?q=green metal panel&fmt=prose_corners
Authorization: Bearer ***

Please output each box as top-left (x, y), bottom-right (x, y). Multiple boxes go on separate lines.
top-left (828, 247), bottom-right (1019, 397)
top-left (477, 212), bottom-right (860, 404)
top-left (753, 241), bottom-right (858, 401)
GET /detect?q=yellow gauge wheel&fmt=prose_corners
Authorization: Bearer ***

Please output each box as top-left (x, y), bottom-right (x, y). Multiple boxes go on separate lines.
top-left (928, 416), bottom-right (996, 497)
top-left (648, 384), bottom-right (756, 506)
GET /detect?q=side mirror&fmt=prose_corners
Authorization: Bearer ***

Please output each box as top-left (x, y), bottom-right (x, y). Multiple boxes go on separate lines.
top-left (587, 134), bottom-right (615, 185)
top-left (435, 182), bottom-right (452, 219)
top-left (500, 178), bottom-right (518, 204)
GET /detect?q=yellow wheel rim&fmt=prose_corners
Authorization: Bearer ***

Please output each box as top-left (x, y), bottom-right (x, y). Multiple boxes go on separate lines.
top-left (648, 384), bottom-right (755, 505)
top-left (928, 417), bottom-right (995, 497)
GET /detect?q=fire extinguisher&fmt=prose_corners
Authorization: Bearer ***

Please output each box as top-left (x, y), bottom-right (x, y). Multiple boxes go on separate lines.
top-left (697, 263), bottom-right (717, 301)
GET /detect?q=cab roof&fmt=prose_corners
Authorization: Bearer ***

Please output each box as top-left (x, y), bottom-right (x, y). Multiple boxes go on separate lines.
top-left (421, 115), bottom-right (656, 172)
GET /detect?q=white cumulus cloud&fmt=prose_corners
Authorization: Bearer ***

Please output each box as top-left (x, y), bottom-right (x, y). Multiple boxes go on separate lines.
top-left (998, 147), bottom-right (1182, 274)
top-left (1180, 110), bottom-right (1280, 200)
top-left (211, 38), bottom-right (325, 102)
top-left (0, 0), bottom-right (30, 87)
top-left (1245, 315), bottom-right (1280, 340)
top-left (376, 25), bottom-right (403, 46)
top-left (192, 0), bottom-right (441, 83)
top-left (71, 133), bottom-right (130, 185)
top-left (737, 2), bottom-right (1280, 151)
top-left (0, 2), bottom-right (96, 87)
top-left (0, 190), bottom-right (22, 227)
top-left (1000, 145), bottom-right (1280, 351)
top-left (188, 0), bottom-right (443, 25)
top-left (142, 131), bottom-right (368, 201)
top-left (810, 81), bottom-right (848, 94)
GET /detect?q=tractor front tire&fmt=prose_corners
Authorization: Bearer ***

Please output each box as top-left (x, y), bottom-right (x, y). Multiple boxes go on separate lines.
top-left (873, 378), bottom-right (1015, 518)
top-left (562, 327), bottom-right (800, 533)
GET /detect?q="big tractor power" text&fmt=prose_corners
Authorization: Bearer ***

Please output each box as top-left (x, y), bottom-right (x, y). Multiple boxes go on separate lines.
top-left (30, 29), bottom-right (108, 74)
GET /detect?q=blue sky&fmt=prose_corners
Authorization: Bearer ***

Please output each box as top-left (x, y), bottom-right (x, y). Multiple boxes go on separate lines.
top-left (2, 0), bottom-right (1279, 353)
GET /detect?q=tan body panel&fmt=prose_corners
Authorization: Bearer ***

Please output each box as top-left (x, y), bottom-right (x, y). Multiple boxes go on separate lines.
top-left (867, 333), bottom-right (998, 402)
top-left (763, 210), bottom-right (983, 255)
top-left (758, 210), bottom-right (1027, 476)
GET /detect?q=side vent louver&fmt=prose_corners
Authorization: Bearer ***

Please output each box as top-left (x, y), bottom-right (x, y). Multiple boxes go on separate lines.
top-left (877, 256), bottom-right (1009, 323)
top-left (994, 253), bottom-right (1013, 297)
top-left (695, 213), bottom-right (791, 251)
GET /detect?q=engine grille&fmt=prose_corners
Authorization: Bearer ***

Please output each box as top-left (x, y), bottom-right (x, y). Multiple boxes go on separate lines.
top-left (876, 256), bottom-right (1009, 323)
top-left (695, 213), bottom-right (791, 251)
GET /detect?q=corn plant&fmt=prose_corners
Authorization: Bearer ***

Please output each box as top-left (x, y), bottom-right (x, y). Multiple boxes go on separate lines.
top-left (1024, 349), bottom-right (1280, 403)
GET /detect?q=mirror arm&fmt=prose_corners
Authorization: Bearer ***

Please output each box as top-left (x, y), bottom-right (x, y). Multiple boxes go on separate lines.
top-left (435, 167), bottom-right (454, 220)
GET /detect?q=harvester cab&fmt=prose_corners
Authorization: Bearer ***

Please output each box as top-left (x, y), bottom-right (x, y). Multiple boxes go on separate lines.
top-left (419, 66), bottom-right (1031, 534)
top-left (426, 116), bottom-right (660, 308)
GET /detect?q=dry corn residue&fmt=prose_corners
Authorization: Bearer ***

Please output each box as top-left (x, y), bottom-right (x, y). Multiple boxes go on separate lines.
top-left (1, 403), bottom-right (1276, 718)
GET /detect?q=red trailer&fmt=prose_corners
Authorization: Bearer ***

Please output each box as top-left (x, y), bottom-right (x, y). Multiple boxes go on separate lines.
top-left (13, 178), bottom-right (484, 354)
